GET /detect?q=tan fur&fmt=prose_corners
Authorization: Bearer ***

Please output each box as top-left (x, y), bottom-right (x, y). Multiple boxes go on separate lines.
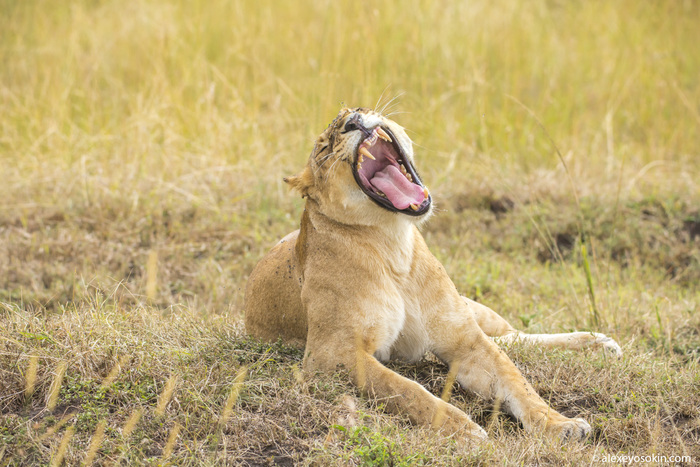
top-left (244, 107), bottom-right (621, 442)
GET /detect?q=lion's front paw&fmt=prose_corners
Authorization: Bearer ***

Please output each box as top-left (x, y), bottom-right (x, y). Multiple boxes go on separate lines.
top-left (433, 402), bottom-right (488, 442)
top-left (592, 333), bottom-right (623, 357)
top-left (546, 417), bottom-right (591, 442)
top-left (465, 423), bottom-right (488, 442)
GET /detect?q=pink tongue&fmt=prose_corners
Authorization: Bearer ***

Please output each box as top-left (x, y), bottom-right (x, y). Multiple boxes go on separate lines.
top-left (370, 165), bottom-right (426, 210)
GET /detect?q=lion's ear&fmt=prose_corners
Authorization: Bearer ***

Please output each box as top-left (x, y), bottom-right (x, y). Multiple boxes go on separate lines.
top-left (283, 166), bottom-right (314, 198)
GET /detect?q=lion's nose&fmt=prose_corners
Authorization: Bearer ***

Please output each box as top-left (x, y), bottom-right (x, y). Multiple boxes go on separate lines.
top-left (344, 114), bottom-right (372, 137)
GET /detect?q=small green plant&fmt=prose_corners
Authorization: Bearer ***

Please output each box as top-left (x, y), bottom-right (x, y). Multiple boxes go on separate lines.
top-left (339, 425), bottom-right (428, 466)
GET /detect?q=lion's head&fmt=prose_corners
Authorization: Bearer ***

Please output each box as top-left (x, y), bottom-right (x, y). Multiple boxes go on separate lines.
top-left (285, 107), bottom-right (432, 225)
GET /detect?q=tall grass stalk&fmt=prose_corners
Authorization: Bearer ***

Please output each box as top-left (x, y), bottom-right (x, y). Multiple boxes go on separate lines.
top-left (47, 361), bottom-right (67, 412)
top-left (155, 375), bottom-right (177, 416)
top-left (162, 422), bottom-right (181, 459)
top-left (49, 425), bottom-right (75, 467)
top-left (581, 241), bottom-right (600, 327)
top-left (220, 366), bottom-right (247, 426)
top-left (83, 420), bottom-right (106, 466)
top-left (24, 353), bottom-right (38, 403)
top-left (121, 408), bottom-right (143, 439)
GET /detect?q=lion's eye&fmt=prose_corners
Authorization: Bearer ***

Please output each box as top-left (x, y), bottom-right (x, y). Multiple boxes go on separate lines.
top-left (343, 121), bottom-right (358, 133)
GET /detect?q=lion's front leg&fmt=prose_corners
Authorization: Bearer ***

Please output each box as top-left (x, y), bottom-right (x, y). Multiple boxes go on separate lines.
top-left (429, 297), bottom-right (591, 441)
top-left (302, 300), bottom-right (487, 442)
top-left (306, 342), bottom-right (487, 441)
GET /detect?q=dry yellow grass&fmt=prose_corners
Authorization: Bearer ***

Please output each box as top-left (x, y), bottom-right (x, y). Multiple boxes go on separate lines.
top-left (0, 0), bottom-right (698, 464)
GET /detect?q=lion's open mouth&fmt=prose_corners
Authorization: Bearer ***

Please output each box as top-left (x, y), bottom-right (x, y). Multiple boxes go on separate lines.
top-left (352, 127), bottom-right (431, 216)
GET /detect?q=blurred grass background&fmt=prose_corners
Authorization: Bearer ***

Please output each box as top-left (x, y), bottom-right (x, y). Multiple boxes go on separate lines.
top-left (2, 0), bottom-right (699, 198)
top-left (1, 0), bottom-right (699, 464)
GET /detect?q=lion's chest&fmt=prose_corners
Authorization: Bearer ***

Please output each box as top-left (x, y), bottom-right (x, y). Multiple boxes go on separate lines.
top-left (364, 230), bottom-right (431, 363)
top-left (362, 279), bottom-right (405, 362)
top-left (369, 277), bottom-right (428, 363)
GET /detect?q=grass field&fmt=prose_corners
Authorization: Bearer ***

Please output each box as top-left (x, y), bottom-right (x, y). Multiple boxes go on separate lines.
top-left (1, 0), bottom-right (699, 465)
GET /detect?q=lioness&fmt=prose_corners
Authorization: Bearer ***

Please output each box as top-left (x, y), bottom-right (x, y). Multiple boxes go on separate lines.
top-left (244, 107), bottom-right (621, 442)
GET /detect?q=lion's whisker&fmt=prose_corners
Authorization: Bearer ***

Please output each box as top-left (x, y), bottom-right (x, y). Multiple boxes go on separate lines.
top-left (314, 152), bottom-right (336, 174)
top-left (317, 152), bottom-right (335, 164)
top-left (379, 92), bottom-right (405, 116)
top-left (381, 101), bottom-right (399, 116)
top-left (374, 85), bottom-right (393, 113)
top-left (384, 110), bottom-right (409, 118)
top-left (325, 157), bottom-right (342, 180)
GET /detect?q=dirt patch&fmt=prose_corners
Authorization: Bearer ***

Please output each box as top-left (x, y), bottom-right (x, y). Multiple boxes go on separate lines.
top-left (239, 444), bottom-right (301, 466)
top-left (684, 216), bottom-right (700, 242)
top-left (434, 193), bottom-right (700, 285)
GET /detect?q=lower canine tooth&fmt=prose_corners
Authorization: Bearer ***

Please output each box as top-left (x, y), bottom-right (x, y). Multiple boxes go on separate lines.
top-left (410, 204), bottom-right (419, 211)
top-left (423, 187), bottom-right (429, 198)
top-left (377, 128), bottom-right (392, 143)
top-left (359, 147), bottom-right (376, 160)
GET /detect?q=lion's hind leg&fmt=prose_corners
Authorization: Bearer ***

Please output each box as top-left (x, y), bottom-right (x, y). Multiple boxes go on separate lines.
top-left (430, 299), bottom-right (592, 441)
top-left (462, 296), bottom-right (622, 357)
top-left (494, 331), bottom-right (622, 356)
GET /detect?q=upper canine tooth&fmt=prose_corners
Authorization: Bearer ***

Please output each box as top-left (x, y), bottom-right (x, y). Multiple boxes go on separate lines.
top-left (423, 187), bottom-right (429, 198)
top-left (377, 128), bottom-right (392, 143)
top-left (410, 204), bottom-right (419, 211)
top-left (359, 146), bottom-right (376, 160)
